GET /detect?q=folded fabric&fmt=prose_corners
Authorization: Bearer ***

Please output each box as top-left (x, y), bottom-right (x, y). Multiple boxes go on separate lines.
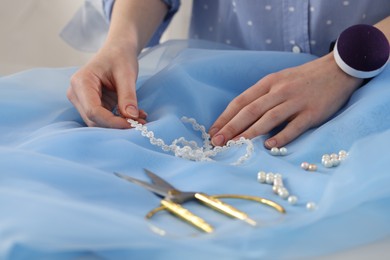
top-left (1, 40), bottom-right (389, 260)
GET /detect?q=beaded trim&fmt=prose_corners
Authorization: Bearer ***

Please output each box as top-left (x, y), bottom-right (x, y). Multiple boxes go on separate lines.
top-left (128, 116), bottom-right (254, 165)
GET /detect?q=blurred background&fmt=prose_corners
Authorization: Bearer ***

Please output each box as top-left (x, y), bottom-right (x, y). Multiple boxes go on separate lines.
top-left (0, 0), bottom-right (191, 75)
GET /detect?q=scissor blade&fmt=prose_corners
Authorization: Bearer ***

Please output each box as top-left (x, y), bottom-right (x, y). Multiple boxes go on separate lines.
top-left (143, 168), bottom-right (177, 190)
top-left (113, 172), bottom-right (169, 198)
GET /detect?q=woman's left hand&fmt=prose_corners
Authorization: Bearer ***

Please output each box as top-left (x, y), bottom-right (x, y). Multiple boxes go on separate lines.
top-left (209, 53), bottom-right (363, 149)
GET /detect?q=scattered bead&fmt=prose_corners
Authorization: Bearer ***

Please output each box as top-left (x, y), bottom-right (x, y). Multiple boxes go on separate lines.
top-left (270, 147), bottom-right (288, 156)
top-left (279, 147), bottom-right (288, 156)
top-left (265, 172), bottom-right (275, 184)
top-left (277, 187), bottom-right (289, 199)
top-left (301, 162), bottom-right (317, 171)
top-left (287, 195), bottom-right (298, 205)
top-left (270, 147), bottom-right (279, 155)
top-left (307, 164), bottom-right (317, 171)
top-left (306, 202), bottom-right (317, 211)
top-left (321, 150), bottom-right (348, 168)
top-left (272, 185), bottom-right (282, 194)
top-left (300, 162), bottom-right (310, 170)
top-left (257, 171), bottom-right (266, 183)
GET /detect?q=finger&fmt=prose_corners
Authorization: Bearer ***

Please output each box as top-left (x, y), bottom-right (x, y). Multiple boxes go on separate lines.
top-left (238, 101), bottom-right (298, 140)
top-left (209, 80), bottom-right (271, 137)
top-left (210, 93), bottom-right (284, 146)
top-left (264, 112), bottom-right (313, 149)
top-left (114, 69), bottom-right (139, 119)
top-left (86, 105), bottom-right (132, 128)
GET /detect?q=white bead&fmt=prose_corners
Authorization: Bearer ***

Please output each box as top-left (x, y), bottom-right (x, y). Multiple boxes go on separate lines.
top-left (330, 158), bottom-right (340, 167)
top-left (257, 171), bottom-right (267, 183)
top-left (273, 177), bottom-right (283, 187)
top-left (266, 172), bottom-right (275, 184)
top-left (322, 159), bottom-right (333, 168)
top-left (273, 185), bottom-right (282, 194)
top-left (270, 147), bottom-right (280, 155)
top-left (306, 202), bottom-right (317, 211)
top-left (279, 147), bottom-right (288, 156)
top-left (277, 187), bottom-right (289, 199)
top-left (274, 173), bottom-right (282, 179)
top-left (287, 195), bottom-right (298, 205)
top-left (308, 164), bottom-right (317, 171)
top-left (339, 150), bottom-right (348, 157)
top-left (301, 162), bottom-right (310, 170)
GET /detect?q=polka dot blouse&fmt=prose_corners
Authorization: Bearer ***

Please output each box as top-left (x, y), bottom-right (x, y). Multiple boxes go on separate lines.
top-left (103, 0), bottom-right (390, 57)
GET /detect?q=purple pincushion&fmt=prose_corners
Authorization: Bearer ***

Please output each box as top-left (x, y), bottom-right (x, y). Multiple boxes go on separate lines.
top-left (334, 24), bottom-right (389, 78)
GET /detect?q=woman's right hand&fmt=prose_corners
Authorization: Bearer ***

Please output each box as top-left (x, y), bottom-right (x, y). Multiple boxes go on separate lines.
top-left (67, 42), bottom-right (147, 128)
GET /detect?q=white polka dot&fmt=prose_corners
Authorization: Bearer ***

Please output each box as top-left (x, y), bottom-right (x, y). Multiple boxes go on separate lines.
top-left (247, 20), bottom-right (253, 26)
top-left (209, 26), bottom-right (213, 32)
top-left (226, 39), bottom-right (231, 44)
top-left (292, 45), bottom-right (301, 53)
top-left (265, 5), bottom-right (272, 11)
top-left (218, 17), bottom-right (222, 23)
top-left (233, 8), bottom-right (237, 13)
top-left (326, 20), bottom-right (332, 25)
top-left (265, 39), bottom-right (272, 44)
top-left (203, 4), bottom-right (208, 10)
top-left (232, 1), bottom-right (236, 7)
top-left (310, 40), bottom-right (316, 45)
top-left (288, 6), bottom-right (295, 12)
top-left (362, 13), bottom-right (367, 19)
top-left (343, 1), bottom-right (349, 6)
top-left (289, 40), bottom-right (296, 45)
top-left (310, 6), bottom-right (315, 12)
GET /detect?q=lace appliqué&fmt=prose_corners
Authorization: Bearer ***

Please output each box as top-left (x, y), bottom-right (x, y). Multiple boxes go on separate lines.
top-left (128, 117), bottom-right (254, 165)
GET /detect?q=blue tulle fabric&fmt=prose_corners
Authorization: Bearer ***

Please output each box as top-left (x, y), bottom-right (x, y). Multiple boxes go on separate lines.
top-left (1, 40), bottom-right (390, 260)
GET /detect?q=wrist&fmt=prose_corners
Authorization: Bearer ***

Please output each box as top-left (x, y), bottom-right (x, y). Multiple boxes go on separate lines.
top-left (324, 52), bottom-right (364, 91)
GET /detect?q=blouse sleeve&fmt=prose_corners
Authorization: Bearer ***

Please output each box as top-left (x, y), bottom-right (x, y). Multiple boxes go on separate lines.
top-left (103, 0), bottom-right (181, 46)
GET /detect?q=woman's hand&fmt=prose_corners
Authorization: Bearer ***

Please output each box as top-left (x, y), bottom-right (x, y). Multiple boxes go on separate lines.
top-left (66, 0), bottom-right (168, 128)
top-left (209, 53), bottom-right (363, 149)
top-left (67, 43), bottom-right (147, 128)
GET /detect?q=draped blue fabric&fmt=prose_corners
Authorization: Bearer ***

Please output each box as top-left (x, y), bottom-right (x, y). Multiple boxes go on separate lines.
top-left (1, 40), bottom-right (389, 259)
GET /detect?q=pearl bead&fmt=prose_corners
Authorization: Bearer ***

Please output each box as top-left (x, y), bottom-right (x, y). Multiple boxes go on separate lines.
top-left (266, 172), bottom-right (275, 184)
top-left (287, 195), bottom-right (298, 205)
top-left (270, 147), bottom-right (280, 155)
top-left (322, 159), bottom-right (333, 168)
top-left (330, 158), bottom-right (340, 167)
top-left (306, 202), bottom-right (317, 211)
top-left (279, 147), bottom-right (288, 155)
top-left (273, 177), bottom-right (283, 187)
top-left (308, 164), bottom-right (317, 171)
top-left (274, 173), bottom-right (282, 179)
top-left (277, 187), bottom-right (289, 199)
top-left (257, 171), bottom-right (267, 183)
top-left (339, 150), bottom-right (348, 157)
top-left (301, 162), bottom-right (310, 170)
top-left (272, 185), bottom-right (282, 194)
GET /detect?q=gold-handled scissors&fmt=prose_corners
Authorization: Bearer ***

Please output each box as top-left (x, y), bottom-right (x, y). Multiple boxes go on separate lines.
top-left (114, 169), bottom-right (285, 233)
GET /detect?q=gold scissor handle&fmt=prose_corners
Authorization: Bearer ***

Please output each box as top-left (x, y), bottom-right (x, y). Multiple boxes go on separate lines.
top-left (194, 193), bottom-right (257, 226)
top-left (211, 194), bottom-right (286, 214)
top-left (156, 199), bottom-right (214, 233)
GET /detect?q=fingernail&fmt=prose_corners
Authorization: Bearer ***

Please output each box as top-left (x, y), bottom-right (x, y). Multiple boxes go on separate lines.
top-left (211, 134), bottom-right (225, 146)
top-left (265, 138), bottom-right (277, 148)
top-left (209, 127), bottom-right (219, 137)
top-left (125, 105), bottom-right (139, 118)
